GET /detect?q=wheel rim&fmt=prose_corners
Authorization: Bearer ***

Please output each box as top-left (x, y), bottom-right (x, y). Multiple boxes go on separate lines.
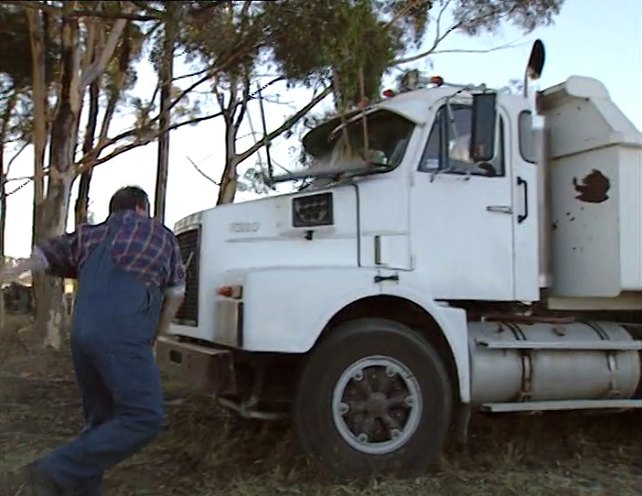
top-left (331, 355), bottom-right (423, 455)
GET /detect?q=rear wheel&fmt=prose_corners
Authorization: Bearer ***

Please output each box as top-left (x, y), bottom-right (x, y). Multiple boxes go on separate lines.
top-left (293, 318), bottom-right (452, 477)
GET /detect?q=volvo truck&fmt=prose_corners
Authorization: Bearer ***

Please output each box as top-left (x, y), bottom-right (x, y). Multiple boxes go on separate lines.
top-left (157, 41), bottom-right (642, 476)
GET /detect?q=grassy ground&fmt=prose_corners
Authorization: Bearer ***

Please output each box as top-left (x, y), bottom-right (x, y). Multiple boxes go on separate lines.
top-left (1, 316), bottom-right (641, 495)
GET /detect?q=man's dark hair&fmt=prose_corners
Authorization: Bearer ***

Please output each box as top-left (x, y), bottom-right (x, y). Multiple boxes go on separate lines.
top-left (109, 186), bottom-right (150, 214)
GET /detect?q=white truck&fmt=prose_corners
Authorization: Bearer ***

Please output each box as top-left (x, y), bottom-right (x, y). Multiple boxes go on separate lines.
top-left (157, 40), bottom-right (642, 477)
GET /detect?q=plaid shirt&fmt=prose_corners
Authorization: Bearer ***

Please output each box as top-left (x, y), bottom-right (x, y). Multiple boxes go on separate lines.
top-left (35, 210), bottom-right (185, 294)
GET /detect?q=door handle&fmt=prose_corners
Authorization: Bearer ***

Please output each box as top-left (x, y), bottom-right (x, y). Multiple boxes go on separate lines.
top-left (486, 205), bottom-right (513, 214)
top-left (517, 177), bottom-right (529, 224)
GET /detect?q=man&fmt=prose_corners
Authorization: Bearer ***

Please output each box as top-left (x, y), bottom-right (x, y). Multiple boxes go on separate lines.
top-left (0, 186), bottom-right (185, 496)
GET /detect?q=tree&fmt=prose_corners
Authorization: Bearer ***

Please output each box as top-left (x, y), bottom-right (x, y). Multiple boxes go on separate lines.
top-left (393, 0), bottom-right (565, 65)
top-left (176, 0), bottom-right (429, 204)
top-left (12, 1), bottom-right (214, 348)
top-left (0, 4), bottom-right (37, 299)
top-left (179, 0), bottom-right (565, 204)
top-left (153, 3), bottom-right (177, 222)
top-left (8, 0), bottom-right (565, 348)
top-left (74, 11), bottom-right (148, 228)
top-left (176, 1), bottom-right (270, 205)
top-left (0, 95), bottom-right (29, 263)
top-left (27, 3), bottom-right (127, 347)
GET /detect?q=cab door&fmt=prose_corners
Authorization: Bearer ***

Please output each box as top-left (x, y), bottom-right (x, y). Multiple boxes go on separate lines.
top-left (409, 101), bottom-right (516, 301)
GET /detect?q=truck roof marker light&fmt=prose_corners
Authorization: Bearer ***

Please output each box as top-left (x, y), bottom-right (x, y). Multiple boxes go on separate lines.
top-left (430, 76), bottom-right (444, 87)
top-left (383, 89), bottom-right (395, 98)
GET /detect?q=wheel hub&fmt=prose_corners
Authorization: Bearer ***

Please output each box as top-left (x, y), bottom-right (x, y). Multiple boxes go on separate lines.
top-left (332, 355), bottom-right (422, 455)
top-left (366, 392), bottom-right (388, 416)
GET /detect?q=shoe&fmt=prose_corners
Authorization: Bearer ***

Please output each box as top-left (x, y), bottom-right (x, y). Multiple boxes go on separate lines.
top-left (22, 463), bottom-right (63, 496)
top-left (73, 474), bottom-right (105, 496)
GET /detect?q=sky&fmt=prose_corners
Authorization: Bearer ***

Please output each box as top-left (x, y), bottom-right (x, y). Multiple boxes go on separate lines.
top-left (3, 0), bottom-right (642, 257)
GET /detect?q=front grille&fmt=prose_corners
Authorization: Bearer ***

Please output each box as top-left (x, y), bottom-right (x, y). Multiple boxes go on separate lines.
top-left (174, 228), bottom-right (200, 326)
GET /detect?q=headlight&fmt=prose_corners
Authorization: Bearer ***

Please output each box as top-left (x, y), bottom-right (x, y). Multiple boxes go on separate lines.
top-left (292, 192), bottom-right (334, 228)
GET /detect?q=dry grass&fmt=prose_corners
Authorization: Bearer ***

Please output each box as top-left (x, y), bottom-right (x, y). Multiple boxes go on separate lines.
top-left (1, 317), bottom-right (641, 495)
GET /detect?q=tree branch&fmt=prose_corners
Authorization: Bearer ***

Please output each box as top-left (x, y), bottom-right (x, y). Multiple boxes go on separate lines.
top-left (257, 97), bottom-right (297, 109)
top-left (73, 10), bottom-right (161, 22)
top-left (384, 0), bottom-right (427, 30)
top-left (75, 111), bottom-right (224, 175)
top-left (95, 33), bottom-right (133, 152)
top-left (430, 40), bottom-right (526, 55)
top-left (394, 21), bottom-right (462, 65)
top-left (80, 17), bottom-right (98, 73)
top-left (247, 76), bottom-right (286, 101)
top-left (187, 156), bottom-right (220, 186)
top-left (165, 112), bottom-right (224, 137)
top-left (5, 142), bottom-right (29, 177)
top-left (434, 0), bottom-right (452, 46)
top-left (5, 1), bottom-right (163, 22)
top-left (236, 86), bottom-right (332, 165)
top-left (92, 38), bottom-right (259, 158)
top-left (5, 1), bottom-right (59, 16)
top-left (233, 73), bottom-right (255, 133)
top-left (76, 40), bottom-right (260, 167)
top-left (173, 65), bottom-right (215, 82)
top-left (213, 79), bottom-right (226, 114)
top-left (1, 179), bottom-right (31, 199)
top-left (4, 175), bottom-right (32, 183)
top-left (392, 2), bottom-right (514, 65)
top-left (170, 71), bottom-right (216, 114)
top-left (80, 14), bottom-right (129, 88)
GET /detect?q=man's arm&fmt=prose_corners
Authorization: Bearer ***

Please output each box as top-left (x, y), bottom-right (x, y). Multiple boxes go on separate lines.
top-left (0, 249), bottom-right (49, 283)
top-left (154, 232), bottom-right (186, 342)
top-left (155, 287), bottom-right (184, 341)
top-left (0, 230), bottom-right (81, 284)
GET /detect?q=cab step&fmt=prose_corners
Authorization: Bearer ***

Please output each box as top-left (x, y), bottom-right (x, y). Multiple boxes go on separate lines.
top-left (475, 339), bottom-right (642, 351)
top-left (481, 399), bottom-right (642, 413)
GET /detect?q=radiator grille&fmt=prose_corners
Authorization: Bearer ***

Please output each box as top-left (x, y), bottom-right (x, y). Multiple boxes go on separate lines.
top-left (174, 228), bottom-right (200, 326)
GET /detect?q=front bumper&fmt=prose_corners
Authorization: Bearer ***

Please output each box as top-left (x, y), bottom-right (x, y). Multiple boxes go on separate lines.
top-left (156, 336), bottom-right (237, 395)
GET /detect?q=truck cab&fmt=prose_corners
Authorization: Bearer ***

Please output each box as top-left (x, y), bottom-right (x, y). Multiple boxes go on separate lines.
top-left (158, 41), bottom-right (642, 477)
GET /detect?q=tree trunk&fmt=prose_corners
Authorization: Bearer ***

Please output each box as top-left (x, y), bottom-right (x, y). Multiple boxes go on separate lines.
top-left (0, 151), bottom-right (5, 264)
top-left (74, 76), bottom-right (100, 228)
top-left (154, 15), bottom-right (175, 222)
top-left (26, 9), bottom-right (47, 244)
top-left (27, 9), bottom-right (49, 323)
top-left (35, 175), bottom-right (74, 349)
top-left (0, 91), bottom-right (16, 269)
top-left (34, 15), bottom-right (83, 349)
top-left (216, 160), bottom-right (238, 204)
top-left (0, 148), bottom-right (5, 332)
top-left (216, 115), bottom-right (238, 205)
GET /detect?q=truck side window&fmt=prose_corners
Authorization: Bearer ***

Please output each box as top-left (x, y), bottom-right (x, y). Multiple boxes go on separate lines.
top-left (418, 104), bottom-right (505, 177)
top-left (519, 110), bottom-right (537, 163)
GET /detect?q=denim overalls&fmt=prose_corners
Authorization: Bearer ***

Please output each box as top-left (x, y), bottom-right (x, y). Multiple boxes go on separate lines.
top-left (36, 222), bottom-right (165, 495)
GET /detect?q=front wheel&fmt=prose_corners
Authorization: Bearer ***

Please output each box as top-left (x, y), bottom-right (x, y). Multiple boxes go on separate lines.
top-left (293, 318), bottom-right (452, 477)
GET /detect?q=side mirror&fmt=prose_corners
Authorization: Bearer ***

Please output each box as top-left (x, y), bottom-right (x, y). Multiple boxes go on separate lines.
top-left (527, 39), bottom-right (545, 80)
top-left (523, 39), bottom-right (545, 97)
top-left (469, 92), bottom-right (497, 163)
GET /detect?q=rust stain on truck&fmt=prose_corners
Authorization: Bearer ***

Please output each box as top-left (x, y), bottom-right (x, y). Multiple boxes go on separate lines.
top-left (573, 169), bottom-right (610, 203)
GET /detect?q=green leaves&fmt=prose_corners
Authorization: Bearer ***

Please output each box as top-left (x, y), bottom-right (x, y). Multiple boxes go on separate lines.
top-left (0, 6), bottom-right (33, 89)
top-left (451, 0), bottom-right (565, 35)
top-left (264, 0), bottom-right (406, 109)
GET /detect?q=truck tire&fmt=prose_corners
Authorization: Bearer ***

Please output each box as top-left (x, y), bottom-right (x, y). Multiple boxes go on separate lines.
top-left (293, 318), bottom-right (452, 477)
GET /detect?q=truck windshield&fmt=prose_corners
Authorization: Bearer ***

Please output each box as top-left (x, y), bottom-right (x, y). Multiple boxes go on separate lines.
top-left (276, 110), bottom-right (415, 182)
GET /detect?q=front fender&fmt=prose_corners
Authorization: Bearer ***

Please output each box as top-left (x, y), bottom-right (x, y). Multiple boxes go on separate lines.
top-left (242, 267), bottom-right (470, 402)
top-left (242, 267), bottom-right (380, 353)
top-left (379, 284), bottom-right (470, 404)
